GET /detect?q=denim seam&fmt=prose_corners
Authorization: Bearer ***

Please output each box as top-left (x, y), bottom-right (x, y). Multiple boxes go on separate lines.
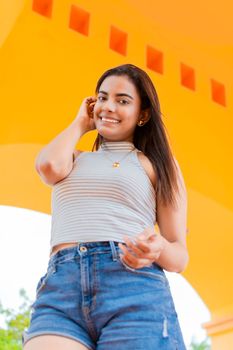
top-left (118, 257), bottom-right (166, 283)
top-left (82, 306), bottom-right (98, 341)
top-left (90, 254), bottom-right (98, 311)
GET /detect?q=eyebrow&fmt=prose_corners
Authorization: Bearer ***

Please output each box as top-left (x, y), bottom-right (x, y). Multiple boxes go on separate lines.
top-left (98, 90), bottom-right (134, 100)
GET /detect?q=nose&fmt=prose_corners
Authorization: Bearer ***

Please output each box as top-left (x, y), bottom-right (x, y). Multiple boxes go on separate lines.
top-left (101, 99), bottom-right (116, 112)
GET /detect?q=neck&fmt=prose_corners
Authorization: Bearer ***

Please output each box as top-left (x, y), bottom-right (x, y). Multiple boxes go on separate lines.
top-left (102, 138), bottom-right (133, 143)
top-left (98, 139), bottom-right (136, 152)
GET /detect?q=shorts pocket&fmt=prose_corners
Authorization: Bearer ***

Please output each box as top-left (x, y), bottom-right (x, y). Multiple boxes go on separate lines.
top-left (117, 252), bottom-right (166, 284)
top-left (36, 264), bottom-right (56, 296)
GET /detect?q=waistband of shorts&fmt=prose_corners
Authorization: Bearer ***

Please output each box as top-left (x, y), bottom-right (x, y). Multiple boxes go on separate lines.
top-left (48, 241), bottom-right (123, 266)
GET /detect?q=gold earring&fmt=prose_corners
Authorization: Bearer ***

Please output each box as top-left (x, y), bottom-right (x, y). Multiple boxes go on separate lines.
top-left (137, 119), bottom-right (145, 126)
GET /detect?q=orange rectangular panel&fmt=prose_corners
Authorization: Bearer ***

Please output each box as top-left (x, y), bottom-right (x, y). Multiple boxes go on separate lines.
top-left (211, 79), bottom-right (226, 107)
top-left (69, 5), bottom-right (90, 36)
top-left (32, 0), bottom-right (53, 18)
top-left (180, 63), bottom-right (196, 91)
top-left (146, 45), bottom-right (164, 74)
top-left (109, 25), bottom-right (127, 56)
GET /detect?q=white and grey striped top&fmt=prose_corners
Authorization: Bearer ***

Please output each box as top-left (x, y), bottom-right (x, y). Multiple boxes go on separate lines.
top-left (50, 141), bottom-right (156, 250)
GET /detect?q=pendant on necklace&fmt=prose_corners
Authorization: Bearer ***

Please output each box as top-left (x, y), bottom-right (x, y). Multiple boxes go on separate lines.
top-left (113, 162), bottom-right (120, 168)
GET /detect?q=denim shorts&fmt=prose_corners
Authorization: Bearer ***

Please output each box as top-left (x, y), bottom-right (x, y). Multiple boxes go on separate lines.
top-left (22, 241), bottom-right (186, 349)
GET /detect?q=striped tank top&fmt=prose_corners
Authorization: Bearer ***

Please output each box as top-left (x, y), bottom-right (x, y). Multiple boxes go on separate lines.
top-left (50, 141), bottom-right (156, 250)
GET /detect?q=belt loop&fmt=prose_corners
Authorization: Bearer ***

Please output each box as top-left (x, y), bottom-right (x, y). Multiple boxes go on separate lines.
top-left (109, 241), bottom-right (118, 261)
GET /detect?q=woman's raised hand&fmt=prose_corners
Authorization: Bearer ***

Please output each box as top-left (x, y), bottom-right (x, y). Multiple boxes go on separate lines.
top-left (74, 96), bottom-right (97, 133)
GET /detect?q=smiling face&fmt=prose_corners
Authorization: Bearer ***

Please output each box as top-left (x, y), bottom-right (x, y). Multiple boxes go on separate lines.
top-left (93, 75), bottom-right (142, 142)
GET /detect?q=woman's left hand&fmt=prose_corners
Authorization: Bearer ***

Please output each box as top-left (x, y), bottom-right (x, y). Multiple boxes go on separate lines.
top-left (118, 227), bottom-right (165, 269)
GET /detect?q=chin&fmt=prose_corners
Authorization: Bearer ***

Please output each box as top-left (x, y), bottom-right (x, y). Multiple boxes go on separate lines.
top-left (97, 131), bottom-right (120, 141)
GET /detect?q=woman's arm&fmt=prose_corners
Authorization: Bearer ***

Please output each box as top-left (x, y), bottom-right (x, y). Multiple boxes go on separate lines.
top-left (119, 158), bottom-right (189, 273)
top-left (154, 158), bottom-right (189, 272)
top-left (35, 96), bottom-right (96, 185)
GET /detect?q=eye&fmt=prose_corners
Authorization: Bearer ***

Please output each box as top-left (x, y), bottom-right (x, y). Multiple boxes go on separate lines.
top-left (119, 99), bottom-right (129, 105)
top-left (98, 96), bottom-right (106, 101)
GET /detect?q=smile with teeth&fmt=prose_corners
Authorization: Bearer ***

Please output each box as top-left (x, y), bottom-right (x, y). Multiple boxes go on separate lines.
top-left (100, 117), bottom-right (120, 124)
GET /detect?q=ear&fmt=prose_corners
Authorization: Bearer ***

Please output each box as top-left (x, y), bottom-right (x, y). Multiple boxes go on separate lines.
top-left (141, 108), bottom-right (150, 123)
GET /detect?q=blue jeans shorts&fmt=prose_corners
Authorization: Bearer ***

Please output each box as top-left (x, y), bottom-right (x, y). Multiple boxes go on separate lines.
top-left (22, 241), bottom-right (186, 349)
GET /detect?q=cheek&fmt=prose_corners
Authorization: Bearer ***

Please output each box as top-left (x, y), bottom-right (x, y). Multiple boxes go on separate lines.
top-left (125, 104), bottom-right (140, 116)
top-left (124, 109), bottom-right (140, 123)
top-left (93, 103), bottom-right (101, 115)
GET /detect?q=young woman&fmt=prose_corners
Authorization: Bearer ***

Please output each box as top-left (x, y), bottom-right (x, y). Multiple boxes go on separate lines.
top-left (23, 63), bottom-right (188, 350)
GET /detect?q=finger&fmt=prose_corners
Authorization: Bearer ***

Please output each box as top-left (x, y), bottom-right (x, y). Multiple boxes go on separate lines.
top-left (85, 96), bottom-right (97, 104)
top-left (125, 236), bottom-right (158, 259)
top-left (89, 102), bottom-right (96, 110)
top-left (149, 232), bottom-right (159, 241)
top-left (119, 244), bottom-right (139, 265)
top-left (134, 238), bottom-right (151, 253)
top-left (120, 250), bottom-right (154, 269)
top-left (86, 96), bottom-right (96, 100)
top-left (138, 238), bottom-right (162, 257)
top-left (119, 252), bottom-right (138, 268)
top-left (120, 236), bottom-right (160, 259)
top-left (119, 243), bottom-right (155, 268)
top-left (119, 243), bottom-right (136, 257)
top-left (121, 237), bottom-right (145, 257)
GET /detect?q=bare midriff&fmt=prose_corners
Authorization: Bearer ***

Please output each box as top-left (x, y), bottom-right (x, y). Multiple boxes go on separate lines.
top-left (50, 242), bottom-right (79, 257)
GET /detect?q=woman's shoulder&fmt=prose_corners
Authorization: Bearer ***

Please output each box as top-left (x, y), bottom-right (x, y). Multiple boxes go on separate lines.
top-left (136, 151), bottom-right (157, 190)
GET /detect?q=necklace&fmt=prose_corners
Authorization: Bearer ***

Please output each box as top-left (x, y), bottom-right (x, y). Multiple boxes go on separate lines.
top-left (101, 141), bottom-right (136, 168)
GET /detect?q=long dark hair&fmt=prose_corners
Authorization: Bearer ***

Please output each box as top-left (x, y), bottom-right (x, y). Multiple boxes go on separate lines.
top-left (92, 63), bottom-right (180, 209)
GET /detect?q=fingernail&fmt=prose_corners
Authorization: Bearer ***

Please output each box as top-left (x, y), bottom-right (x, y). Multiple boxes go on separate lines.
top-left (129, 238), bottom-right (136, 245)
